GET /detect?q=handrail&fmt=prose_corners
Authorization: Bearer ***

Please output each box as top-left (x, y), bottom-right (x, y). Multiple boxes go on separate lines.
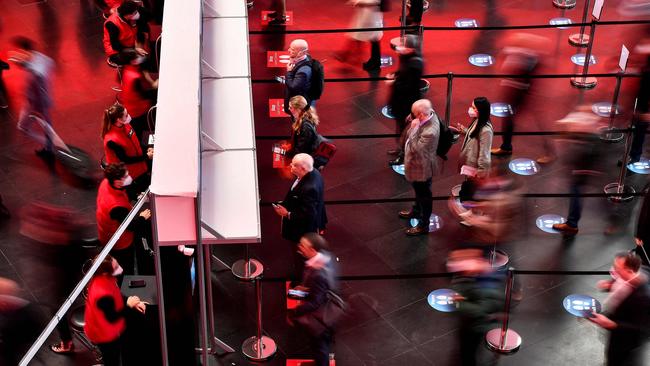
top-left (19, 189), bottom-right (151, 366)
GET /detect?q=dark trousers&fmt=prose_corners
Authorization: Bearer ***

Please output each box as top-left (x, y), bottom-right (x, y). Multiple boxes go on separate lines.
top-left (311, 329), bottom-right (332, 366)
top-left (629, 121), bottom-right (648, 163)
top-left (97, 338), bottom-right (122, 366)
top-left (0, 62), bottom-right (8, 108)
top-left (407, 0), bottom-right (423, 25)
top-left (499, 115), bottom-right (514, 151)
top-left (412, 179), bottom-right (433, 228)
top-left (367, 40), bottom-right (381, 64)
top-left (459, 328), bottom-right (482, 366)
top-left (566, 177), bottom-right (585, 228)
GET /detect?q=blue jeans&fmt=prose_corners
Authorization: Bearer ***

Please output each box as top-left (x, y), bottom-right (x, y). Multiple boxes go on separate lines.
top-left (566, 178), bottom-right (583, 228)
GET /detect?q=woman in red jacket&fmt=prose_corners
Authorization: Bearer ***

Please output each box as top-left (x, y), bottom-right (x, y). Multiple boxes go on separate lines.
top-left (101, 103), bottom-right (153, 197)
top-left (85, 255), bottom-right (146, 366)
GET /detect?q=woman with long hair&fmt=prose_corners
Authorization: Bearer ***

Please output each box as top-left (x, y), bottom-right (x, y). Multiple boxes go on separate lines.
top-left (456, 97), bottom-right (493, 178)
top-left (287, 95), bottom-right (322, 165)
top-left (101, 103), bottom-right (152, 195)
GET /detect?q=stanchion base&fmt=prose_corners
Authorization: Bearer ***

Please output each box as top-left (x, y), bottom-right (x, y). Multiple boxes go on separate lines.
top-left (232, 259), bottom-right (264, 281)
top-left (568, 33), bottom-right (590, 47)
top-left (604, 183), bottom-right (635, 203)
top-left (598, 126), bottom-right (625, 143)
top-left (485, 328), bottom-right (522, 354)
top-left (381, 105), bottom-right (395, 119)
top-left (490, 249), bottom-right (509, 269)
top-left (242, 336), bottom-right (277, 361)
top-left (553, 0), bottom-right (577, 9)
top-left (390, 36), bottom-right (404, 51)
top-left (570, 76), bottom-right (597, 89)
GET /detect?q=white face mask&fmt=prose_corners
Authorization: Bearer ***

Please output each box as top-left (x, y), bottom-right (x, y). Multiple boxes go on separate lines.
top-left (129, 12), bottom-right (140, 21)
top-left (468, 107), bottom-right (478, 118)
top-left (112, 263), bottom-right (124, 276)
top-left (122, 175), bottom-right (133, 187)
top-left (123, 114), bottom-right (132, 124)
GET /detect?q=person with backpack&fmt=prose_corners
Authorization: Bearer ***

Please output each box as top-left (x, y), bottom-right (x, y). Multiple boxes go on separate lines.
top-left (281, 39), bottom-right (324, 115)
top-left (286, 95), bottom-right (326, 168)
top-left (399, 99), bottom-right (441, 236)
top-left (387, 34), bottom-right (424, 166)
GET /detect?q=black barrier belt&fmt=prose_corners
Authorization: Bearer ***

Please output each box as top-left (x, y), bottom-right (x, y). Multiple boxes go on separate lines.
top-left (249, 19), bottom-right (650, 35)
top-left (260, 192), bottom-right (646, 207)
top-left (251, 72), bottom-right (643, 83)
top-left (259, 270), bottom-right (610, 283)
top-left (256, 128), bottom-right (639, 140)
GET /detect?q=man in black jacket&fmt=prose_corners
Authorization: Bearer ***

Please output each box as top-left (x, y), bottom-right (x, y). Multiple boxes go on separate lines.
top-left (282, 39), bottom-right (313, 114)
top-left (589, 252), bottom-right (650, 366)
top-left (387, 34), bottom-right (424, 165)
top-left (273, 154), bottom-right (327, 279)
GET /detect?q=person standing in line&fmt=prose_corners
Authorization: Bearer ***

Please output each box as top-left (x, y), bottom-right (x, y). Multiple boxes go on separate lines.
top-left (589, 252), bottom-right (650, 366)
top-left (399, 99), bottom-right (440, 236)
top-left (9, 37), bottom-right (55, 159)
top-left (455, 97), bottom-right (493, 178)
top-left (281, 39), bottom-right (313, 115)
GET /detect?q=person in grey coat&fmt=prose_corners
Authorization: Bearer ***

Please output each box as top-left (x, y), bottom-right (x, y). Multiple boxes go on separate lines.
top-left (456, 97), bottom-right (493, 178)
top-left (399, 99), bottom-right (440, 236)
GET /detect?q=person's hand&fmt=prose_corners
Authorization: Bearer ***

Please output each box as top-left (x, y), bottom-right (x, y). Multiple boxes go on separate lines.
top-left (139, 208), bottom-right (152, 220)
top-left (273, 204), bottom-right (289, 217)
top-left (635, 237), bottom-right (644, 247)
top-left (127, 296), bottom-right (147, 314)
top-left (410, 118), bottom-right (420, 130)
top-left (135, 47), bottom-right (149, 56)
top-left (152, 79), bottom-right (159, 89)
top-left (455, 122), bottom-right (468, 134)
top-left (597, 279), bottom-right (613, 291)
top-left (286, 62), bottom-right (295, 72)
top-left (147, 147), bottom-right (154, 159)
top-left (587, 312), bottom-right (617, 329)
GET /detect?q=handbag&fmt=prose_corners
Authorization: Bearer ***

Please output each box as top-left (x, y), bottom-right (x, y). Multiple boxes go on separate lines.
top-left (294, 290), bottom-right (347, 336)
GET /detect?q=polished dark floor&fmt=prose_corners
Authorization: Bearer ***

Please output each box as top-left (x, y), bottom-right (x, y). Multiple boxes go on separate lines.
top-left (1, 0), bottom-right (649, 365)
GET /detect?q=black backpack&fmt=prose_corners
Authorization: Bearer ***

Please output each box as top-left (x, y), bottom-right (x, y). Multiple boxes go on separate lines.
top-left (308, 58), bottom-right (325, 101)
top-left (436, 118), bottom-right (455, 160)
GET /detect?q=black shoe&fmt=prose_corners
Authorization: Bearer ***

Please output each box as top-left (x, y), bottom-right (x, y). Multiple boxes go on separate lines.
top-left (406, 226), bottom-right (428, 236)
top-left (363, 60), bottom-right (380, 71)
top-left (35, 148), bottom-right (55, 160)
top-left (388, 157), bottom-right (404, 166)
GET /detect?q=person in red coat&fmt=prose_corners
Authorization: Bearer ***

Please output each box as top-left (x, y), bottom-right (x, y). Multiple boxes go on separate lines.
top-left (118, 49), bottom-right (157, 140)
top-left (96, 163), bottom-right (151, 274)
top-left (85, 255), bottom-right (147, 366)
top-left (101, 103), bottom-right (153, 198)
top-left (103, 1), bottom-right (149, 65)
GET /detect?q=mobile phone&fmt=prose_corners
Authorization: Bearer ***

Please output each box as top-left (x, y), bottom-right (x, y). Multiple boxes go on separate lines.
top-left (271, 203), bottom-right (279, 208)
top-left (129, 279), bottom-right (146, 288)
top-left (274, 76), bottom-right (285, 83)
top-left (287, 289), bottom-right (308, 299)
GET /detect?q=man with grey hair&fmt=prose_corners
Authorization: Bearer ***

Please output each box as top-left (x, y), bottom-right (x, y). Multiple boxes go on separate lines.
top-left (399, 99), bottom-right (440, 236)
top-left (281, 39), bottom-right (313, 114)
top-left (273, 153), bottom-right (327, 279)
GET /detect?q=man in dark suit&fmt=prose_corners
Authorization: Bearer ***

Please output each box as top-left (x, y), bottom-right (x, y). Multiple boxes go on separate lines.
top-left (589, 252), bottom-right (650, 366)
top-left (282, 39), bottom-right (313, 115)
top-left (399, 99), bottom-right (440, 236)
top-left (273, 154), bottom-right (327, 278)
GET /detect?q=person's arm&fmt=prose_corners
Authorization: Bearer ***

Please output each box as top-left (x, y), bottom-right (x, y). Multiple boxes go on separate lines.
top-left (109, 206), bottom-right (149, 232)
top-left (285, 65), bottom-right (311, 96)
top-left (293, 272), bottom-right (329, 316)
top-left (133, 77), bottom-right (157, 101)
top-left (285, 185), bottom-right (319, 227)
top-left (96, 296), bottom-right (126, 323)
top-left (106, 140), bottom-right (147, 164)
top-left (293, 123), bottom-right (316, 155)
top-left (476, 127), bottom-right (493, 176)
top-left (105, 22), bottom-right (125, 53)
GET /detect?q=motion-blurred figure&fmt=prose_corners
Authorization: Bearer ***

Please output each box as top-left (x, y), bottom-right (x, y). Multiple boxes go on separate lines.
top-left (551, 107), bottom-right (605, 236)
top-left (9, 37), bottom-right (55, 159)
top-left (334, 0), bottom-right (387, 71)
top-left (589, 252), bottom-right (650, 366)
top-left (447, 248), bottom-right (504, 366)
top-left (491, 33), bottom-right (549, 157)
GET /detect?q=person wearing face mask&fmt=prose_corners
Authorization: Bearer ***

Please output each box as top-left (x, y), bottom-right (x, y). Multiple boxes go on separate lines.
top-left (589, 252), bottom-right (650, 366)
top-left (84, 254), bottom-right (147, 366)
top-left (96, 163), bottom-right (152, 275)
top-left (102, 103), bottom-right (153, 198)
top-left (456, 97), bottom-right (493, 179)
top-left (118, 49), bottom-right (158, 140)
top-left (103, 0), bottom-right (149, 66)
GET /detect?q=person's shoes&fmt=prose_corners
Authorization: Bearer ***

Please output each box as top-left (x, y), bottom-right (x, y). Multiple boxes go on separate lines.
top-left (267, 16), bottom-right (287, 26)
top-left (50, 341), bottom-right (74, 354)
top-left (388, 156), bottom-right (404, 166)
top-left (362, 60), bottom-right (381, 71)
top-left (536, 155), bottom-right (556, 164)
top-left (491, 148), bottom-right (512, 156)
top-left (398, 210), bottom-right (414, 219)
top-left (406, 226), bottom-right (428, 236)
top-left (552, 223), bottom-right (578, 236)
top-left (35, 148), bottom-right (55, 160)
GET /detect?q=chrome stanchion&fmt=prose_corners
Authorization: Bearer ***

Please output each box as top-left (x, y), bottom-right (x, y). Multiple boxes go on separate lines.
top-left (486, 268), bottom-right (522, 354)
top-left (444, 72), bottom-right (453, 126)
top-left (390, 0), bottom-right (409, 50)
top-left (242, 272), bottom-right (277, 361)
top-left (232, 244), bottom-right (264, 281)
top-left (604, 100), bottom-right (637, 202)
top-left (553, 0), bottom-right (577, 9)
top-left (599, 71), bottom-right (625, 142)
top-left (570, 19), bottom-right (597, 89)
top-left (568, 0), bottom-right (591, 47)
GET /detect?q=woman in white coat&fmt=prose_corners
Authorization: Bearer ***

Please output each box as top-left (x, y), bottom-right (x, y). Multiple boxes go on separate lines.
top-left (456, 97), bottom-right (494, 178)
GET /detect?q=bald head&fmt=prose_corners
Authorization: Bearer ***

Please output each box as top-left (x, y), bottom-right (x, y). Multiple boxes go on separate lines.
top-left (290, 153), bottom-right (314, 178)
top-left (411, 99), bottom-right (434, 118)
top-left (289, 39), bottom-right (309, 58)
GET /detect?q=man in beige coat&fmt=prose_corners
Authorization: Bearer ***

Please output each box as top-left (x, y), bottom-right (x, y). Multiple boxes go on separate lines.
top-left (399, 99), bottom-right (440, 236)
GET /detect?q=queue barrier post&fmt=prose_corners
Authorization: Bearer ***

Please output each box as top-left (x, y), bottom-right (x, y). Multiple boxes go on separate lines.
top-left (485, 267), bottom-right (522, 354)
